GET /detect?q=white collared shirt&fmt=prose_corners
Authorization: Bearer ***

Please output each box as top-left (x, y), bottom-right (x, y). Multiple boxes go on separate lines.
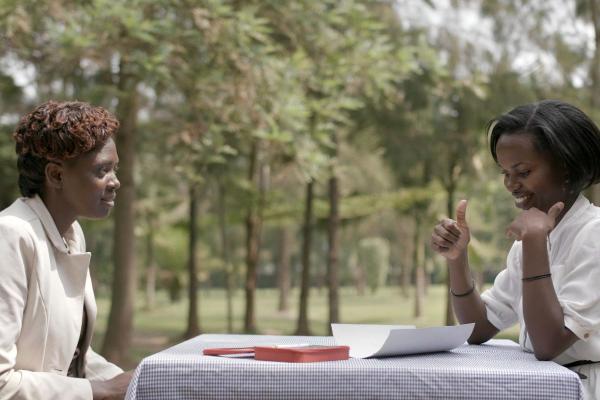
top-left (481, 194), bottom-right (600, 364)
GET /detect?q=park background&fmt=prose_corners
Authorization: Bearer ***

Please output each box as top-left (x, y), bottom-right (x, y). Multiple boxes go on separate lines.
top-left (1, 0), bottom-right (599, 369)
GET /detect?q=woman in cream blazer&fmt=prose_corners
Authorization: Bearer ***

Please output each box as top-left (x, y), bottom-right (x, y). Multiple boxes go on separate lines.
top-left (0, 101), bottom-right (131, 400)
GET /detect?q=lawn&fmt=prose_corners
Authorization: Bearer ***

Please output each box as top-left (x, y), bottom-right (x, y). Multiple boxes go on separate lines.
top-left (92, 284), bottom-right (520, 369)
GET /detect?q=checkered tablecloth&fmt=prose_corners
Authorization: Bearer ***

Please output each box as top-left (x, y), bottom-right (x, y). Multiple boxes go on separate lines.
top-left (125, 334), bottom-right (582, 400)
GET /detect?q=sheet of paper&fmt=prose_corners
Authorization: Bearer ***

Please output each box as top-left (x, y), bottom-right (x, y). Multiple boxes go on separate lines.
top-left (331, 323), bottom-right (474, 358)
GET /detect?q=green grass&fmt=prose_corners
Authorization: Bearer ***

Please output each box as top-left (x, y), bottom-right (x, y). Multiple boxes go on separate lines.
top-left (92, 284), bottom-right (520, 369)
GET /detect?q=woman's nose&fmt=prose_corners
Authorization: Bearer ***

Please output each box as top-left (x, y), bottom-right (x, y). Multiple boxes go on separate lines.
top-left (110, 173), bottom-right (121, 190)
top-left (504, 174), bottom-right (519, 191)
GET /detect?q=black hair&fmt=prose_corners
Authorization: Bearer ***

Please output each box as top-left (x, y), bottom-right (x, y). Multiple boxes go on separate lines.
top-left (487, 99), bottom-right (600, 193)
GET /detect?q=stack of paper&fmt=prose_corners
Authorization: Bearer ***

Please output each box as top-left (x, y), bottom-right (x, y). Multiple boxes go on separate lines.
top-left (331, 323), bottom-right (475, 358)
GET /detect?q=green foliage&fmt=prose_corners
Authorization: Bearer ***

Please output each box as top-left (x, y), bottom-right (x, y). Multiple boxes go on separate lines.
top-left (2, 0), bottom-right (599, 312)
top-left (357, 237), bottom-right (391, 293)
top-left (154, 225), bottom-right (188, 275)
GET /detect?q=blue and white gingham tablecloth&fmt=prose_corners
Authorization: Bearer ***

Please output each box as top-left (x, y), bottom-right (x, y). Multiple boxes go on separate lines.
top-left (125, 334), bottom-right (582, 400)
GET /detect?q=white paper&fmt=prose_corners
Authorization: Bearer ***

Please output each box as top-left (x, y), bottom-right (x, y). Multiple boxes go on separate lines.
top-left (331, 323), bottom-right (474, 358)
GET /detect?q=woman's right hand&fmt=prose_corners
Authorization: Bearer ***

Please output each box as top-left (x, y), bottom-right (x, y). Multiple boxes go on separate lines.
top-left (90, 370), bottom-right (134, 400)
top-left (431, 199), bottom-right (470, 261)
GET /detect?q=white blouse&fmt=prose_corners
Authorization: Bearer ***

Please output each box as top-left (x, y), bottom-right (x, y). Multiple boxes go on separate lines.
top-left (481, 194), bottom-right (600, 364)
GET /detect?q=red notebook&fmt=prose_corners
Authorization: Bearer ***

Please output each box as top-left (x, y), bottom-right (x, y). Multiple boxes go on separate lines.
top-left (203, 347), bottom-right (256, 356)
top-left (203, 345), bottom-right (349, 363)
top-left (254, 345), bottom-right (349, 362)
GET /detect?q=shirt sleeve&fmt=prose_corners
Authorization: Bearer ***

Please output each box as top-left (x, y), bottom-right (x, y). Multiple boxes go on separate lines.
top-left (85, 348), bottom-right (123, 380)
top-left (480, 243), bottom-right (521, 331)
top-left (556, 223), bottom-right (600, 341)
top-left (0, 220), bottom-right (93, 400)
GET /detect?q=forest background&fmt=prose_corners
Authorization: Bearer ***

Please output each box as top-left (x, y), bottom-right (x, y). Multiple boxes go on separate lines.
top-left (1, 0), bottom-right (600, 367)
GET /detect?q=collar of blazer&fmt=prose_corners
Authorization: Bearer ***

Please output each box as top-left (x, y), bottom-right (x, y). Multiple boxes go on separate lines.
top-left (25, 195), bottom-right (81, 255)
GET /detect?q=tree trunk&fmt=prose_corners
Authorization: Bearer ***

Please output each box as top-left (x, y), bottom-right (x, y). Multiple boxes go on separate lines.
top-left (445, 185), bottom-right (456, 326)
top-left (354, 259), bottom-right (366, 296)
top-left (218, 181), bottom-right (234, 333)
top-left (413, 214), bottom-right (425, 318)
top-left (399, 217), bottom-right (412, 298)
top-left (244, 141), bottom-right (263, 333)
top-left (101, 61), bottom-right (138, 365)
top-left (276, 226), bottom-right (292, 313)
top-left (401, 260), bottom-right (410, 298)
top-left (144, 218), bottom-right (156, 311)
top-left (474, 268), bottom-right (484, 292)
top-left (424, 257), bottom-right (432, 295)
top-left (327, 173), bottom-right (340, 330)
top-left (184, 184), bottom-right (201, 338)
top-left (296, 180), bottom-right (314, 335)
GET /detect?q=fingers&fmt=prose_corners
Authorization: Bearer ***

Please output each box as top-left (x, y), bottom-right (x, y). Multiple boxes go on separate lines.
top-left (434, 221), bottom-right (460, 241)
top-left (455, 199), bottom-right (468, 229)
top-left (431, 220), bottom-right (462, 252)
top-left (547, 201), bottom-right (564, 221)
top-left (506, 203), bottom-right (564, 241)
top-left (431, 234), bottom-right (453, 254)
top-left (431, 233), bottom-right (451, 251)
top-left (505, 226), bottom-right (519, 241)
top-left (431, 204), bottom-right (469, 257)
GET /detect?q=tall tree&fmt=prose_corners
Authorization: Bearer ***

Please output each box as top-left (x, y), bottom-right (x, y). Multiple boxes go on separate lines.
top-left (295, 179), bottom-right (314, 335)
top-left (184, 183), bottom-right (201, 338)
top-left (244, 140), bottom-right (264, 333)
top-left (326, 141), bottom-right (340, 327)
top-left (276, 226), bottom-right (293, 313)
top-left (102, 57), bottom-right (140, 362)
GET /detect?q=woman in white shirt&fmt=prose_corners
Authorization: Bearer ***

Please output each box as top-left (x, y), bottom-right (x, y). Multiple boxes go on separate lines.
top-left (0, 101), bottom-right (132, 399)
top-left (431, 100), bottom-right (600, 399)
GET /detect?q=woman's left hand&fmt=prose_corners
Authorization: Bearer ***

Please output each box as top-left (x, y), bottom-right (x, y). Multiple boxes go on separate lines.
top-left (506, 202), bottom-right (564, 240)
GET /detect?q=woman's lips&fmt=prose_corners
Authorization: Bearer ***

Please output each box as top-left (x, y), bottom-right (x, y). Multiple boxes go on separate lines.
top-left (102, 196), bottom-right (116, 207)
top-left (514, 193), bottom-right (532, 208)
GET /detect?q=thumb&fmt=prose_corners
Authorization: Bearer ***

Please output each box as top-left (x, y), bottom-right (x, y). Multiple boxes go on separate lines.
top-left (547, 201), bottom-right (564, 222)
top-left (455, 199), bottom-right (469, 229)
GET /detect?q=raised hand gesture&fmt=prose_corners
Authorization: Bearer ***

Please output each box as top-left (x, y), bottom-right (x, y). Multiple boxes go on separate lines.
top-left (506, 202), bottom-right (564, 241)
top-left (431, 199), bottom-right (471, 261)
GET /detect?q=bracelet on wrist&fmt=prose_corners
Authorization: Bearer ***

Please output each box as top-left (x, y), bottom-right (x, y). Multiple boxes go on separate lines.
top-left (522, 273), bottom-right (552, 282)
top-left (450, 279), bottom-right (475, 297)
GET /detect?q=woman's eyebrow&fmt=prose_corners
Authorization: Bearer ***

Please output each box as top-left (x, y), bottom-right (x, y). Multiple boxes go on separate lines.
top-left (96, 158), bottom-right (117, 165)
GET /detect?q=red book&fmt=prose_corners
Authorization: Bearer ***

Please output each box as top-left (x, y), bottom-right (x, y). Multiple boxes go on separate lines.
top-left (203, 347), bottom-right (255, 356)
top-left (254, 345), bottom-right (349, 363)
top-left (203, 345), bottom-right (350, 363)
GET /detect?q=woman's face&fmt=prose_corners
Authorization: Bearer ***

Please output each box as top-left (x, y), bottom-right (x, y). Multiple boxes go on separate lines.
top-left (60, 137), bottom-right (120, 219)
top-left (496, 132), bottom-right (567, 213)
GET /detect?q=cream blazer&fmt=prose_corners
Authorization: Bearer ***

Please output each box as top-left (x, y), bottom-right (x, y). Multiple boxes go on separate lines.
top-left (0, 196), bottom-right (122, 400)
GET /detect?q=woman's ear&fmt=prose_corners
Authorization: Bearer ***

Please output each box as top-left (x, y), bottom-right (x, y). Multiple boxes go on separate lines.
top-left (45, 161), bottom-right (64, 190)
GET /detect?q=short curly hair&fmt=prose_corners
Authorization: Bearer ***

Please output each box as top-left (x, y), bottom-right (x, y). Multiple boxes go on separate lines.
top-left (488, 99), bottom-right (600, 194)
top-left (13, 100), bottom-right (119, 197)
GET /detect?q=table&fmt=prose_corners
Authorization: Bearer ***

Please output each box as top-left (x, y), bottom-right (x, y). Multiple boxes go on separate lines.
top-left (125, 334), bottom-right (582, 400)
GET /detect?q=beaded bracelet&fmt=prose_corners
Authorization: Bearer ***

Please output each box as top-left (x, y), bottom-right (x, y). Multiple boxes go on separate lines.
top-left (450, 279), bottom-right (475, 297)
top-left (522, 273), bottom-right (552, 282)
